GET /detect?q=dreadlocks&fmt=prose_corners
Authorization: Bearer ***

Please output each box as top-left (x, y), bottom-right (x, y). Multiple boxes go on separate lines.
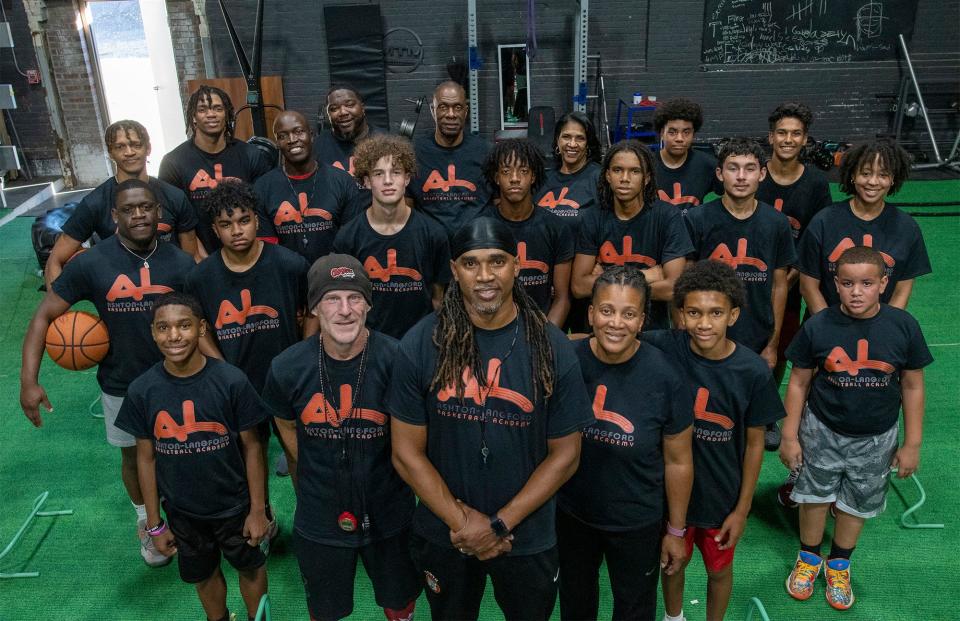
top-left (186, 85), bottom-right (235, 139)
top-left (596, 140), bottom-right (658, 211)
top-left (430, 281), bottom-right (555, 403)
top-left (482, 138), bottom-right (546, 196)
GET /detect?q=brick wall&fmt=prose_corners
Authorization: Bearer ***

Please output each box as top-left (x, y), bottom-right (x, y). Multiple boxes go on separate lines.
top-left (201, 0), bottom-right (959, 153)
top-left (166, 0), bottom-right (205, 110)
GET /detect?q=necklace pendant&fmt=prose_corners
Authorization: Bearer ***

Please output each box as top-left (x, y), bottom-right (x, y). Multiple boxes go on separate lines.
top-left (143, 260), bottom-right (149, 269)
top-left (480, 445), bottom-right (490, 464)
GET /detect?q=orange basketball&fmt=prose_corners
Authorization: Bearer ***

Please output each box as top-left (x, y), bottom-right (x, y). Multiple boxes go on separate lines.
top-left (45, 311), bottom-right (110, 371)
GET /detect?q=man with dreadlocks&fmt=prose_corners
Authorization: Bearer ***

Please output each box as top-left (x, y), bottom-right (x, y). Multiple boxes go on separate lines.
top-left (479, 138), bottom-right (574, 327)
top-left (160, 85), bottom-right (273, 254)
top-left (390, 217), bottom-right (593, 621)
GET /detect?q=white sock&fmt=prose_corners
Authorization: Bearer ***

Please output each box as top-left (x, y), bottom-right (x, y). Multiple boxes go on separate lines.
top-left (133, 503), bottom-right (147, 523)
top-left (663, 612), bottom-right (684, 621)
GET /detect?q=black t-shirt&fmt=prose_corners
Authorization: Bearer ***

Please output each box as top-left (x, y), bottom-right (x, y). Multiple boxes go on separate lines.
top-left (51, 236), bottom-right (195, 396)
top-left (478, 204), bottom-right (574, 313)
top-left (410, 134), bottom-right (492, 237)
top-left (332, 209), bottom-right (451, 339)
top-left (115, 358), bottom-right (269, 519)
top-left (576, 201), bottom-right (694, 329)
top-left (185, 243), bottom-right (309, 393)
top-left (158, 139), bottom-right (273, 252)
top-left (655, 149), bottom-right (723, 213)
top-left (388, 314), bottom-right (594, 555)
top-left (262, 331), bottom-right (415, 546)
top-left (786, 304), bottom-right (933, 437)
top-left (685, 199), bottom-right (797, 352)
top-left (798, 201), bottom-right (932, 308)
top-left (559, 339), bottom-right (693, 530)
top-left (61, 176), bottom-right (198, 246)
top-left (313, 125), bottom-right (386, 177)
top-left (641, 330), bottom-right (785, 528)
top-left (254, 165), bottom-right (365, 265)
top-left (534, 162), bottom-right (602, 234)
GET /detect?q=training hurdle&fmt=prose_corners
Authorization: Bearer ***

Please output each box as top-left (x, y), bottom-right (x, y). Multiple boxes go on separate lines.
top-left (0, 491), bottom-right (73, 579)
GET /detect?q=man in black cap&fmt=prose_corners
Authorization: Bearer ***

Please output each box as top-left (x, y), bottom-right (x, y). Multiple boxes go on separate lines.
top-left (389, 217), bottom-right (593, 620)
top-left (263, 254), bottom-right (421, 621)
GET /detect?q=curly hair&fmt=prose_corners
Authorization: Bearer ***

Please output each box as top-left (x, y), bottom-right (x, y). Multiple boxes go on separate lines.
top-left (186, 85), bottom-right (234, 139)
top-left (353, 134), bottom-right (417, 182)
top-left (673, 260), bottom-right (746, 310)
top-left (838, 140), bottom-right (911, 197)
top-left (716, 137), bottom-right (767, 168)
top-left (105, 120), bottom-right (150, 151)
top-left (482, 139), bottom-right (546, 196)
top-left (597, 140), bottom-right (658, 211)
top-left (553, 111), bottom-right (602, 164)
top-left (768, 102), bottom-right (813, 132)
top-left (203, 179), bottom-right (258, 220)
top-left (653, 98), bottom-right (704, 133)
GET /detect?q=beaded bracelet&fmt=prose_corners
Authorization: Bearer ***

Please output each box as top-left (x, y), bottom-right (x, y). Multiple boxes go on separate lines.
top-left (146, 519), bottom-right (167, 537)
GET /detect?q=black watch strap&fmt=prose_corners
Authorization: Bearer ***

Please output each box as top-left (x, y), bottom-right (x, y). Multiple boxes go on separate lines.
top-left (490, 516), bottom-right (510, 538)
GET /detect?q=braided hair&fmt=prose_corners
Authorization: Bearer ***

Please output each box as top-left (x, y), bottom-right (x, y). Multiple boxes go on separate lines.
top-left (482, 138), bottom-right (546, 196)
top-left (430, 280), bottom-right (555, 402)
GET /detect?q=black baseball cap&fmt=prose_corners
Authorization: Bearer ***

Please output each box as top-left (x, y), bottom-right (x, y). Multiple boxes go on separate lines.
top-left (307, 254), bottom-right (372, 309)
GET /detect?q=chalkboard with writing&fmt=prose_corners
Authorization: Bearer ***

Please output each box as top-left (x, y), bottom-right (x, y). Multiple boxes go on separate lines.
top-left (702, 0), bottom-right (918, 65)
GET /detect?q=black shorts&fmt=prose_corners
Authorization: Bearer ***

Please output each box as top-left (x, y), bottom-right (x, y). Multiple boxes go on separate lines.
top-left (165, 506), bottom-right (266, 584)
top-left (293, 529), bottom-right (421, 621)
top-left (409, 533), bottom-right (559, 621)
top-left (556, 509), bottom-right (662, 621)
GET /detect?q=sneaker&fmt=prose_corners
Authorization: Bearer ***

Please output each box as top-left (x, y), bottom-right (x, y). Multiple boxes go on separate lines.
top-left (137, 519), bottom-right (172, 568)
top-left (260, 512), bottom-right (280, 556)
top-left (777, 468), bottom-right (801, 509)
top-left (764, 422), bottom-right (781, 451)
top-left (825, 558), bottom-right (855, 610)
top-left (830, 501), bottom-right (838, 518)
top-left (785, 550), bottom-right (823, 600)
top-left (275, 452), bottom-right (290, 477)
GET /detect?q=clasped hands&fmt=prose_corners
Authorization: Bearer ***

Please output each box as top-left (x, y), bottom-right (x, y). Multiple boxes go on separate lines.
top-left (449, 500), bottom-right (513, 561)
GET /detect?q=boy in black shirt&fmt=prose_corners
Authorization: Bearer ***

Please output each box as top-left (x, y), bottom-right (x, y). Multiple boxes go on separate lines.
top-left (116, 292), bottom-right (269, 621)
top-left (45, 120), bottom-right (200, 287)
top-left (314, 84), bottom-right (384, 177)
top-left (573, 140), bottom-right (693, 330)
top-left (479, 138), bottom-right (574, 326)
top-left (256, 110), bottom-right (366, 265)
top-left (642, 261), bottom-right (785, 621)
top-left (159, 85), bottom-right (273, 254)
top-left (781, 247), bottom-right (932, 611)
top-left (410, 81), bottom-right (492, 237)
top-left (390, 217), bottom-right (593, 621)
top-left (653, 98), bottom-right (722, 212)
top-left (333, 134), bottom-right (450, 339)
top-left (20, 179), bottom-right (195, 567)
top-left (263, 254), bottom-right (421, 621)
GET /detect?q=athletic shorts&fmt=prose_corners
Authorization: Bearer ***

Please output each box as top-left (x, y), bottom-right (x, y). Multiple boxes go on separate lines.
top-left (409, 533), bottom-right (559, 621)
top-left (293, 529), bottom-right (420, 621)
top-left (101, 392), bottom-right (135, 448)
top-left (791, 405), bottom-right (898, 518)
top-left (684, 526), bottom-right (735, 573)
top-left (165, 506), bottom-right (266, 584)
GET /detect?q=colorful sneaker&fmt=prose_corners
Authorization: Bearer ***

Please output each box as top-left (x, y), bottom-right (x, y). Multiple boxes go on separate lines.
top-left (825, 558), bottom-right (855, 610)
top-left (785, 550), bottom-right (823, 601)
top-left (137, 519), bottom-right (172, 568)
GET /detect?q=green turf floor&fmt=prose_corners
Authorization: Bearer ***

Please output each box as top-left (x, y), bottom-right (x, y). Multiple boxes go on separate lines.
top-left (0, 181), bottom-right (957, 620)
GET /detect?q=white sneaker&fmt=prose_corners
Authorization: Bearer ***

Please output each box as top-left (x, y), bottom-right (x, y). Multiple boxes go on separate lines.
top-left (137, 519), bottom-right (173, 567)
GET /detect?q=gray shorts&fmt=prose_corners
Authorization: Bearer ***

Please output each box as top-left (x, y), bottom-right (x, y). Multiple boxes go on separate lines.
top-left (101, 392), bottom-right (136, 448)
top-left (790, 405), bottom-right (898, 519)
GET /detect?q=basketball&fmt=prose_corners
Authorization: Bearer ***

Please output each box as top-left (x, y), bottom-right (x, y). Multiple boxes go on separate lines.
top-left (45, 310), bottom-right (110, 371)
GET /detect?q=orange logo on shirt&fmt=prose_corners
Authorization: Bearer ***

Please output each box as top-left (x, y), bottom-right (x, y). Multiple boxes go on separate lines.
top-left (332, 156), bottom-right (356, 177)
top-left (658, 182), bottom-right (700, 206)
top-left (694, 387), bottom-right (734, 430)
top-left (188, 164), bottom-right (240, 191)
top-left (827, 235), bottom-right (895, 267)
top-left (154, 400), bottom-right (227, 442)
top-left (273, 192), bottom-right (333, 226)
top-left (709, 239), bottom-right (768, 271)
top-left (538, 187), bottom-right (580, 211)
top-left (599, 237), bottom-right (656, 267)
top-left (106, 267), bottom-right (173, 302)
top-left (364, 249), bottom-right (423, 282)
top-left (591, 385), bottom-right (634, 433)
top-left (214, 289), bottom-right (278, 328)
top-left (437, 358), bottom-right (534, 413)
top-left (422, 165), bottom-right (477, 193)
top-left (824, 339), bottom-right (895, 375)
top-left (772, 199), bottom-right (801, 232)
top-left (300, 384), bottom-right (387, 427)
top-left (517, 242), bottom-right (549, 273)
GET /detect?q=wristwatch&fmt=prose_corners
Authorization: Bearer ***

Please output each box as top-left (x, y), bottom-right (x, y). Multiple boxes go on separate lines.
top-left (490, 515), bottom-right (511, 538)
